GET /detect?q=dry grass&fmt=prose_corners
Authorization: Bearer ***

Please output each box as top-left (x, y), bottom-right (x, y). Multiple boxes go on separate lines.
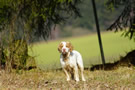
top-left (0, 67), bottom-right (135, 90)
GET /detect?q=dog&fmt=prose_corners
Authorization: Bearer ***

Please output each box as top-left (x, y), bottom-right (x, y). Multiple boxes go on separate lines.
top-left (58, 41), bottom-right (86, 81)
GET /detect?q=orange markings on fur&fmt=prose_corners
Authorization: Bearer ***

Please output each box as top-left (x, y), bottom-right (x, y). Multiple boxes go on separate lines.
top-left (66, 42), bottom-right (73, 52)
top-left (58, 42), bottom-right (73, 53)
top-left (58, 43), bottom-right (63, 53)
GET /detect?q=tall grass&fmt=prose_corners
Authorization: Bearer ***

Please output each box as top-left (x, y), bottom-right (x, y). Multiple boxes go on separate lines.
top-left (29, 31), bottom-right (135, 70)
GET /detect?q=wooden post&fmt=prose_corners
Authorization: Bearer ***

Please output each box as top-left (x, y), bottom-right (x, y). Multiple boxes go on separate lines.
top-left (91, 0), bottom-right (106, 65)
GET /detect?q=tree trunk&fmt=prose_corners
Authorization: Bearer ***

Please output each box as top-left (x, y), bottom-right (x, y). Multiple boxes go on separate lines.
top-left (0, 42), bottom-right (2, 70)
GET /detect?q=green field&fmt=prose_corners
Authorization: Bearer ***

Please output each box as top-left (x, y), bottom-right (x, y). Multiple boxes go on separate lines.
top-left (29, 31), bottom-right (135, 70)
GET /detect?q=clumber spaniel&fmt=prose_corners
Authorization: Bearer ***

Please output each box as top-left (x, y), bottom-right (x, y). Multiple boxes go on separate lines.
top-left (58, 41), bottom-right (86, 81)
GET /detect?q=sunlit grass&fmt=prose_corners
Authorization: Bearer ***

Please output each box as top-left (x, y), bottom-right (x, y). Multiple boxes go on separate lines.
top-left (1, 67), bottom-right (135, 89)
top-left (29, 31), bottom-right (135, 70)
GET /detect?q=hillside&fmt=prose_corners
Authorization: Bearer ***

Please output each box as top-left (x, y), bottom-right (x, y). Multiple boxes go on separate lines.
top-left (29, 31), bottom-right (135, 70)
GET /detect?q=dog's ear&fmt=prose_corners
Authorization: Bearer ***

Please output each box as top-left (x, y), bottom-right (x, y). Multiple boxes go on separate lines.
top-left (58, 42), bottom-right (63, 53)
top-left (66, 42), bottom-right (73, 52)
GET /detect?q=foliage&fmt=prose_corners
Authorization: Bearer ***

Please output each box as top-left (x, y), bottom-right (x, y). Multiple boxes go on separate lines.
top-left (0, 42), bottom-right (5, 68)
top-left (0, 0), bottom-right (81, 39)
top-left (106, 0), bottom-right (135, 41)
top-left (9, 40), bottom-right (28, 69)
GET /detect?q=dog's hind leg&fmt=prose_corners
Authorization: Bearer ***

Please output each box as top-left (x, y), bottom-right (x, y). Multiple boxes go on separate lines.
top-left (80, 66), bottom-right (86, 81)
top-left (77, 56), bottom-right (86, 81)
top-left (70, 68), bottom-right (74, 80)
top-left (74, 66), bottom-right (79, 82)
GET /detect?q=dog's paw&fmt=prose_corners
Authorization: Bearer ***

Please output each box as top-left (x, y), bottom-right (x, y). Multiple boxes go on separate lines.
top-left (75, 78), bottom-right (79, 82)
top-left (67, 78), bottom-right (70, 81)
top-left (82, 78), bottom-right (86, 81)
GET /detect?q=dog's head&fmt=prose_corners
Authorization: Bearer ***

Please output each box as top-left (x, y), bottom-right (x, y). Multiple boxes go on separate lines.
top-left (58, 41), bottom-right (73, 54)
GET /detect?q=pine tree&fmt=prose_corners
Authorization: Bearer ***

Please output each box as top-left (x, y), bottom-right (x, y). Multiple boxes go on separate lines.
top-left (0, 0), bottom-right (81, 72)
top-left (106, 0), bottom-right (135, 41)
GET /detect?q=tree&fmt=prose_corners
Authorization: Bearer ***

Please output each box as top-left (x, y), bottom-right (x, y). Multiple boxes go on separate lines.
top-left (106, 0), bottom-right (135, 41)
top-left (0, 0), bottom-right (81, 72)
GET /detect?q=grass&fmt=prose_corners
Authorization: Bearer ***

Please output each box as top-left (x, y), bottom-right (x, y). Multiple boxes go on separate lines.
top-left (29, 31), bottom-right (135, 70)
top-left (1, 31), bottom-right (135, 89)
top-left (1, 67), bottom-right (135, 89)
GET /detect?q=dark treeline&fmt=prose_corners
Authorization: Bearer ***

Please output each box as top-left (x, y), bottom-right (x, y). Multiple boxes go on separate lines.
top-left (58, 0), bottom-right (124, 38)
top-left (62, 0), bottom-right (124, 31)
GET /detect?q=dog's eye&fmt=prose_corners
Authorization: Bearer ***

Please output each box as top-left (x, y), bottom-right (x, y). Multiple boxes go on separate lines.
top-left (60, 45), bottom-right (63, 48)
top-left (59, 44), bottom-right (63, 48)
top-left (66, 45), bottom-right (69, 48)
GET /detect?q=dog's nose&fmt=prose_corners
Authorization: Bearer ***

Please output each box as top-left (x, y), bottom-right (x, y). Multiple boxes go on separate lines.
top-left (63, 48), bottom-right (66, 52)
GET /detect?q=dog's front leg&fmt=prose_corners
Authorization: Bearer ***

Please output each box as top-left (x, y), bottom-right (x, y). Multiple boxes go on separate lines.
top-left (63, 68), bottom-right (70, 81)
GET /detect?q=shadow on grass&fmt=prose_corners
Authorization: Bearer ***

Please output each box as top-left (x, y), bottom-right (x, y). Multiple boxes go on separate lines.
top-left (90, 50), bottom-right (135, 71)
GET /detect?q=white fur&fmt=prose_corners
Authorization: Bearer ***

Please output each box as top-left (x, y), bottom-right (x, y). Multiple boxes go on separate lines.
top-left (59, 42), bottom-right (86, 81)
top-left (61, 42), bottom-right (69, 54)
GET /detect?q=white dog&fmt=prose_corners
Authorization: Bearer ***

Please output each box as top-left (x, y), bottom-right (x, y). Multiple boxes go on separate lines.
top-left (58, 41), bottom-right (86, 81)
